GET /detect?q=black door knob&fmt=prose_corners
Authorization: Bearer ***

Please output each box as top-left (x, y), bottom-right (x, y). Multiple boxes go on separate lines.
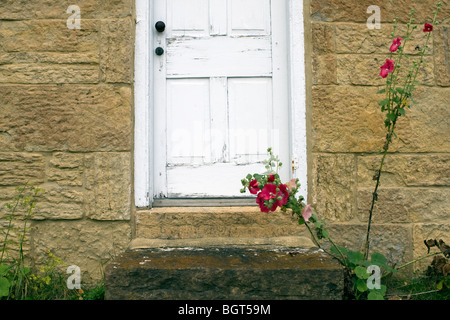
top-left (155, 21), bottom-right (166, 32)
top-left (155, 47), bottom-right (164, 56)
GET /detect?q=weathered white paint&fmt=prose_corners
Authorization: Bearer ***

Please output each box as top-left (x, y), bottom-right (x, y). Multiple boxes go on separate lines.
top-left (135, 0), bottom-right (308, 206)
top-left (288, 0), bottom-right (308, 200)
top-left (134, 0), bottom-right (151, 207)
top-left (166, 37), bottom-right (272, 78)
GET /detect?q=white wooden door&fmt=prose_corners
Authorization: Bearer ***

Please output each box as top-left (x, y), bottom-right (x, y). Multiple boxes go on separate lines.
top-left (153, 0), bottom-right (290, 198)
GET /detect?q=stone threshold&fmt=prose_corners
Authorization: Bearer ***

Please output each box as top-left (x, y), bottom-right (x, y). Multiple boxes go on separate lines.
top-left (105, 245), bottom-right (344, 300)
top-left (129, 236), bottom-right (316, 250)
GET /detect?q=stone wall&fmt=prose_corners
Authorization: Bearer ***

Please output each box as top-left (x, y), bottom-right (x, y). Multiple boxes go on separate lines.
top-left (306, 0), bottom-right (449, 268)
top-left (0, 1), bottom-right (134, 283)
top-left (0, 0), bottom-right (448, 285)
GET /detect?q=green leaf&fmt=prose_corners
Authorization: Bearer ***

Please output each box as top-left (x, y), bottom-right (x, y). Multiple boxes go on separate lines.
top-left (355, 266), bottom-right (370, 279)
top-left (0, 276), bottom-right (10, 297)
top-left (437, 280), bottom-right (444, 291)
top-left (386, 113), bottom-right (397, 121)
top-left (347, 251), bottom-right (364, 266)
top-left (395, 87), bottom-right (404, 94)
top-left (398, 107), bottom-right (406, 116)
top-left (331, 245), bottom-right (348, 256)
top-left (377, 89), bottom-right (386, 94)
top-left (246, 174), bottom-right (252, 180)
top-left (0, 264), bottom-right (12, 276)
top-left (370, 252), bottom-right (387, 266)
top-left (378, 99), bottom-right (389, 106)
top-left (367, 291), bottom-right (384, 300)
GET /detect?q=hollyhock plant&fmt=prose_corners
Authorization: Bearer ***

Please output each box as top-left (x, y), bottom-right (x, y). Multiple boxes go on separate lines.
top-left (389, 37), bottom-right (402, 52)
top-left (239, 2), bottom-right (444, 301)
top-left (379, 59), bottom-right (394, 78)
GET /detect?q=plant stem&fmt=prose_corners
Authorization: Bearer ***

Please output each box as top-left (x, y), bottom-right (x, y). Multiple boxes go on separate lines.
top-left (363, 121), bottom-right (396, 260)
top-left (0, 185), bottom-right (27, 264)
top-left (395, 252), bottom-right (442, 271)
top-left (304, 221), bottom-right (321, 249)
top-left (364, 5), bottom-right (440, 260)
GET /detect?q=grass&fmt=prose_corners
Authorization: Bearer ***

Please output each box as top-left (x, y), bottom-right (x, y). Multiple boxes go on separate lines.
top-left (385, 272), bottom-right (450, 300)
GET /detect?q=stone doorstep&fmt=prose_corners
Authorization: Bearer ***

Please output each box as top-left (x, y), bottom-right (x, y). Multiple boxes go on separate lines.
top-left (104, 245), bottom-right (344, 300)
top-left (135, 206), bottom-right (305, 240)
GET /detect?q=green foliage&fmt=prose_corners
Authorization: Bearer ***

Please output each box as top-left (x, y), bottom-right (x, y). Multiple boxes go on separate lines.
top-left (0, 184), bottom-right (105, 300)
top-left (377, 4), bottom-right (441, 130)
top-left (330, 246), bottom-right (395, 300)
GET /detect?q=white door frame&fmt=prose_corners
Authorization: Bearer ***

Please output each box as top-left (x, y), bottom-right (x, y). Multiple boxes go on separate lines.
top-left (134, 0), bottom-right (307, 208)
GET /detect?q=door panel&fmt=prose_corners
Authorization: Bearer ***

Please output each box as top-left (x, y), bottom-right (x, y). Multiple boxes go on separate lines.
top-left (228, 77), bottom-right (273, 164)
top-left (166, 37), bottom-right (272, 78)
top-left (166, 79), bottom-right (211, 165)
top-left (153, 0), bottom-right (289, 198)
top-left (230, 0), bottom-right (271, 35)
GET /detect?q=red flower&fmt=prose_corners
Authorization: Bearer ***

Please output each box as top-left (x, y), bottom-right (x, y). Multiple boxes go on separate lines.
top-left (256, 183), bottom-right (290, 213)
top-left (389, 37), bottom-right (402, 52)
top-left (379, 59), bottom-right (395, 78)
top-left (248, 179), bottom-right (260, 195)
top-left (256, 184), bottom-right (278, 212)
top-left (267, 174), bottom-right (275, 182)
top-left (276, 184), bottom-right (289, 207)
top-left (423, 23), bottom-right (433, 32)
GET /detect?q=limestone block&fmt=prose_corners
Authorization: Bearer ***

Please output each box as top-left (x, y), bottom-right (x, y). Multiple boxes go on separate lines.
top-left (390, 87), bottom-right (450, 152)
top-left (326, 223), bottom-right (413, 267)
top-left (0, 84), bottom-right (132, 152)
top-left (0, 20), bottom-right (100, 84)
top-left (47, 152), bottom-right (84, 187)
top-left (357, 154), bottom-right (450, 188)
top-left (336, 54), bottom-right (434, 86)
top-left (136, 207), bottom-right (302, 240)
top-left (0, 64), bottom-right (99, 84)
top-left (434, 26), bottom-right (450, 86)
top-left (311, 22), bottom-right (336, 53)
top-left (311, 153), bottom-right (355, 222)
top-left (31, 219), bottom-right (131, 283)
top-left (311, 85), bottom-right (450, 153)
top-left (0, 153), bottom-right (45, 186)
top-left (0, 0), bottom-right (132, 20)
top-left (100, 19), bottom-right (133, 84)
top-left (312, 53), bottom-right (337, 84)
top-left (84, 152), bottom-right (131, 221)
top-left (311, 85), bottom-right (385, 152)
top-left (335, 23), bottom-right (433, 54)
top-left (105, 247), bottom-right (343, 300)
top-left (33, 184), bottom-right (84, 220)
top-left (357, 188), bottom-right (450, 224)
top-left (0, 20), bottom-right (99, 53)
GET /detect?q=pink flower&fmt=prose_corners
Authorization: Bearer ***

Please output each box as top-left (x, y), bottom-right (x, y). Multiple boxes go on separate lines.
top-left (267, 174), bottom-right (275, 182)
top-left (302, 204), bottom-right (313, 222)
top-left (248, 179), bottom-right (260, 195)
top-left (389, 37), bottom-right (402, 52)
top-left (423, 23), bottom-right (433, 32)
top-left (379, 59), bottom-right (394, 78)
top-left (286, 178), bottom-right (297, 192)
